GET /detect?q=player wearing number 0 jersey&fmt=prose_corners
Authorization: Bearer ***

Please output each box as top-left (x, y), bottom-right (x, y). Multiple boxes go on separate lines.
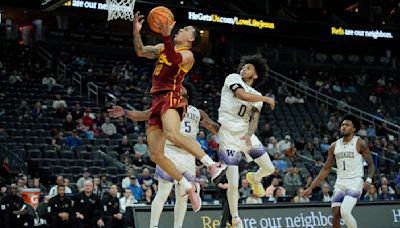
top-left (217, 55), bottom-right (276, 227)
top-left (305, 115), bottom-right (375, 228)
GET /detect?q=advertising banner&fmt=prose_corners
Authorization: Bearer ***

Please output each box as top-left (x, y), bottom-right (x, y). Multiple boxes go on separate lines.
top-left (133, 202), bottom-right (400, 228)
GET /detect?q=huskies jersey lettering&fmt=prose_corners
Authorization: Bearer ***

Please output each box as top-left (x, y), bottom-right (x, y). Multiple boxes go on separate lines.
top-left (334, 136), bottom-right (364, 180)
top-left (166, 105), bottom-right (200, 152)
top-left (218, 73), bottom-right (263, 132)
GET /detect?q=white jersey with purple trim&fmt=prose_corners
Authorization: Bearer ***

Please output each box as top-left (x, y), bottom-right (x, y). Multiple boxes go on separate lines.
top-left (218, 73), bottom-right (263, 134)
top-left (334, 136), bottom-right (364, 180)
top-left (165, 105), bottom-right (200, 153)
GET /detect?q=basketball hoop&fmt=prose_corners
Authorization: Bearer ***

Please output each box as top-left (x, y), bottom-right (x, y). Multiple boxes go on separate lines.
top-left (105, 0), bottom-right (135, 21)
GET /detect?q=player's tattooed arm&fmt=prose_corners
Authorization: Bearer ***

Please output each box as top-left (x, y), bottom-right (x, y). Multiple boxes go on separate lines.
top-left (199, 109), bottom-right (220, 135)
top-left (359, 139), bottom-right (375, 180)
top-left (246, 107), bottom-right (260, 137)
top-left (133, 34), bottom-right (163, 59)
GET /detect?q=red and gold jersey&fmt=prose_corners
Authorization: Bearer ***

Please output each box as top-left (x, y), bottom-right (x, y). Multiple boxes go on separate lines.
top-left (150, 47), bottom-right (193, 94)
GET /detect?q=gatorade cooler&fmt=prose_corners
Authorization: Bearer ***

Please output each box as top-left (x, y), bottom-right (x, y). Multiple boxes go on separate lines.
top-left (20, 188), bottom-right (41, 209)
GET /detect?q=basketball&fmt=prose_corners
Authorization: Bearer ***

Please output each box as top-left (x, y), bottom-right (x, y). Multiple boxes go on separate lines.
top-left (147, 6), bottom-right (174, 33)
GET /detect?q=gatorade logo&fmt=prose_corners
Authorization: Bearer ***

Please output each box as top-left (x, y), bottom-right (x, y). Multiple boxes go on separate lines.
top-left (30, 195), bottom-right (39, 205)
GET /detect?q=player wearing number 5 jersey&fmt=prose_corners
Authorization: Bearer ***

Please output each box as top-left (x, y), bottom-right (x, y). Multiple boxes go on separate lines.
top-left (217, 55), bottom-right (276, 227)
top-left (304, 115), bottom-right (375, 228)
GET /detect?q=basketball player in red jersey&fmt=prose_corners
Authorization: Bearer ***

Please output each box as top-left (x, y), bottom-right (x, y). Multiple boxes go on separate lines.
top-left (109, 12), bottom-right (226, 211)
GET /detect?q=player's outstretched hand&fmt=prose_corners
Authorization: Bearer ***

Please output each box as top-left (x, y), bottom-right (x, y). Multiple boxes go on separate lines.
top-left (303, 188), bottom-right (312, 198)
top-left (108, 106), bottom-right (125, 118)
top-left (133, 11), bottom-right (145, 34)
top-left (154, 19), bottom-right (176, 37)
top-left (240, 134), bottom-right (252, 149)
top-left (264, 97), bottom-right (276, 110)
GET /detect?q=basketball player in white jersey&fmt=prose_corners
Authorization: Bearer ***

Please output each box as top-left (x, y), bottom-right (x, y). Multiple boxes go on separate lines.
top-left (109, 87), bottom-right (221, 228)
top-left (304, 115), bottom-right (375, 228)
top-left (217, 54), bottom-right (276, 227)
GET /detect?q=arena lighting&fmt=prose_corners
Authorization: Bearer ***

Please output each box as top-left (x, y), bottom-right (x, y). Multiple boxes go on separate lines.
top-left (41, 0), bottom-right (69, 11)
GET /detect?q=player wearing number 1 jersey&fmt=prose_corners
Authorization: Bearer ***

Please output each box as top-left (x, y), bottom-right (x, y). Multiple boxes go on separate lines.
top-left (304, 115), bottom-right (375, 228)
top-left (217, 55), bottom-right (276, 227)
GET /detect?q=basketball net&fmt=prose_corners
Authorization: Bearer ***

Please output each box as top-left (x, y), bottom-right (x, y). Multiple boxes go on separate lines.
top-left (105, 0), bottom-right (135, 21)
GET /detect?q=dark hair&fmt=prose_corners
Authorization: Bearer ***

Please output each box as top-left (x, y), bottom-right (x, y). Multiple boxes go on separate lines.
top-left (237, 54), bottom-right (269, 86)
top-left (191, 26), bottom-right (201, 47)
top-left (341, 114), bottom-right (361, 132)
top-left (273, 187), bottom-right (280, 197)
top-left (57, 185), bottom-right (65, 190)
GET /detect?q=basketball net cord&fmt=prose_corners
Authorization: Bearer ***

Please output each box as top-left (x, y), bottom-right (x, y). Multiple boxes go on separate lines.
top-left (106, 0), bottom-right (136, 21)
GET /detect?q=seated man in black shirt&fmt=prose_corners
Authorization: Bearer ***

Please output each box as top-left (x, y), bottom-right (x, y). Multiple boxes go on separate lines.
top-left (0, 184), bottom-right (34, 228)
top-left (74, 180), bottom-right (104, 228)
top-left (47, 185), bottom-right (75, 228)
top-left (101, 184), bottom-right (126, 228)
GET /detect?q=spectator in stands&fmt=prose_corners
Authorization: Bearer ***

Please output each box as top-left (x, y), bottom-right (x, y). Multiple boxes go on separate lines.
top-left (102, 184), bottom-right (126, 228)
top-left (48, 176), bottom-right (72, 197)
top-left (52, 95), bottom-right (67, 110)
top-left (138, 168), bottom-right (157, 192)
top-left (77, 168), bottom-right (93, 192)
top-left (128, 120), bottom-right (143, 134)
top-left (140, 188), bottom-right (154, 205)
top-left (132, 151), bottom-right (145, 170)
top-left (76, 118), bottom-right (89, 133)
top-left (31, 101), bottom-right (45, 120)
top-left (71, 103), bottom-right (83, 122)
top-left (239, 178), bottom-right (251, 200)
top-left (358, 125), bottom-right (367, 137)
top-left (94, 111), bottom-right (104, 127)
top-left (284, 168), bottom-right (302, 188)
top-left (260, 123), bottom-right (273, 143)
top-left (278, 135), bottom-right (291, 155)
top-left (74, 180), bottom-right (104, 228)
top-left (295, 94), bottom-right (305, 103)
top-left (134, 136), bottom-right (149, 157)
top-left (309, 156), bottom-right (324, 178)
top-left (0, 156), bottom-right (14, 185)
top-left (117, 135), bottom-right (134, 157)
top-left (101, 117), bottom-right (117, 136)
top-left (87, 124), bottom-right (101, 139)
top-left (31, 178), bottom-right (47, 194)
top-left (197, 130), bottom-right (210, 154)
top-left (284, 92), bottom-right (297, 104)
top-left (0, 184), bottom-right (34, 228)
top-left (64, 178), bottom-right (75, 194)
top-left (378, 176), bottom-right (396, 195)
top-left (265, 177), bottom-right (286, 197)
top-left (128, 175), bottom-right (143, 201)
top-left (278, 82), bottom-right (289, 96)
top-left (366, 124), bottom-right (376, 137)
top-left (121, 169), bottom-right (134, 189)
top-left (93, 176), bottom-right (104, 197)
top-left (379, 184), bottom-right (395, 201)
top-left (16, 177), bottom-right (27, 192)
top-left (314, 182), bottom-right (331, 202)
top-left (42, 73), bottom-right (63, 91)
top-left (272, 153), bottom-right (288, 172)
top-left (267, 136), bottom-right (279, 155)
top-left (17, 100), bottom-right (30, 120)
top-left (64, 130), bottom-right (82, 148)
top-left (82, 108), bottom-right (94, 128)
top-left (265, 89), bottom-right (276, 100)
top-left (268, 187), bottom-right (283, 203)
top-left (364, 184), bottom-right (378, 201)
top-left (245, 190), bottom-right (262, 204)
top-left (119, 188), bottom-right (137, 214)
top-left (47, 185), bottom-right (75, 228)
top-left (55, 103), bottom-right (68, 119)
top-left (320, 137), bottom-right (330, 159)
top-left (63, 114), bottom-right (75, 133)
top-left (293, 187), bottom-right (310, 203)
top-left (264, 168), bottom-right (283, 188)
top-left (116, 117), bottom-right (128, 135)
top-left (8, 70), bottom-right (23, 85)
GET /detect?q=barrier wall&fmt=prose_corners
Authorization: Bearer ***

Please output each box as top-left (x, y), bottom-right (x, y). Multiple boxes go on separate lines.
top-left (132, 202), bottom-right (400, 228)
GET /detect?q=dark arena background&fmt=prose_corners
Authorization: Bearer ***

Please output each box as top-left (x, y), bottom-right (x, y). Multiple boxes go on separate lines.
top-left (0, 0), bottom-right (400, 227)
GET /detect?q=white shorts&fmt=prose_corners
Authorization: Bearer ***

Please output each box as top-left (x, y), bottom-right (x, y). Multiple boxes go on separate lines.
top-left (331, 177), bottom-right (363, 208)
top-left (155, 145), bottom-right (196, 183)
top-left (218, 127), bottom-right (266, 165)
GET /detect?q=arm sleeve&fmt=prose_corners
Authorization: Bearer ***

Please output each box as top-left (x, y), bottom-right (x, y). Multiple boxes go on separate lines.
top-left (163, 35), bottom-right (182, 65)
top-left (224, 74), bottom-right (245, 92)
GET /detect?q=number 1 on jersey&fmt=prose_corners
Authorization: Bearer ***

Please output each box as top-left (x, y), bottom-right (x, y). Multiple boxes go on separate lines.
top-left (343, 160), bottom-right (346, 171)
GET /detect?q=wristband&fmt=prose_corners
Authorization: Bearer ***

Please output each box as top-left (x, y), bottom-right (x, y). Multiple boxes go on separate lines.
top-left (123, 109), bottom-right (128, 116)
top-left (366, 177), bottom-right (372, 184)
